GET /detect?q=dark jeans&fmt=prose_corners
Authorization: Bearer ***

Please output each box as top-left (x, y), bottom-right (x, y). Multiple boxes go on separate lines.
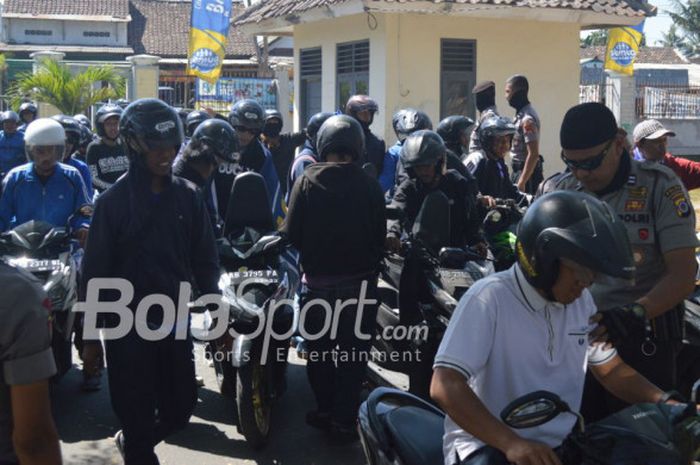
top-left (511, 156), bottom-right (544, 195)
top-left (458, 446), bottom-right (510, 465)
top-left (106, 331), bottom-right (197, 465)
top-left (300, 278), bottom-right (378, 427)
top-left (581, 338), bottom-right (680, 422)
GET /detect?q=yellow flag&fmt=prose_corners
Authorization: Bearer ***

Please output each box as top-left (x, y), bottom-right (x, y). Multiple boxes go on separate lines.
top-left (604, 21), bottom-right (645, 76)
top-left (186, 0), bottom-right (232, 84)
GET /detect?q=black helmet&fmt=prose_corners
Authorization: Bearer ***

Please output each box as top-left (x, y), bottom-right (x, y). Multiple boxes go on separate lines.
top-left (1, 111), bottom-right (20, 124)
top-left (191, 119), bottom-right (239, 163)
top-left (345, 95), bottom-right (378, 127)
top-left (185, 110), bottom-right (211, 138)
top-left (95, 104), bottom-right (123, 139)
top-left (78, 124), bottom-right (94, 148)
top-left (51, 115), bottom-right (82, 148)
top-left (305, 112), bottom-right (335, 148)
top-left (516, 190), bottom-right (634, 293)
top-left (18, 102), bottom-right (38, 119)
top-left (116, 98), bottom-right (130, 109)
top-left (73, 113), bottom-right (91, 130)
top-left (228, 99), bottom-right (264, 133)
top-left (392, 109), bottom-right (433, 142)
top-left (263, 109), bottom-right (283, 137)
top-left (400, 130), bottom-right (446, 171)
top-left (436, 115), bottom-right (475, 146)
top-left (316, 115), bottom-right (365, 162)
top-left (119, 98), bottom-right (184, 159)
top-left (478, 116), bottom-right (516, 153)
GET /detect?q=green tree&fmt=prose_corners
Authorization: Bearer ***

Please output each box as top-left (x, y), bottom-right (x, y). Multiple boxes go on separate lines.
top-left (664, 0), bottom-right (700, 58)
top-left (9, 58), bottom-right (125, 114)
top-left (581, 29), bottom-right (609, 47)
top-left (659, 24), bottom-right (685, 49)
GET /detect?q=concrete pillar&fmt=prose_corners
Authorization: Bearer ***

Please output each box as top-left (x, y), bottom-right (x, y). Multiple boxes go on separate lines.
top-left (271, 62), bottom-right (292, 132)
top-left (29, 51), bottom-right (65, 117)
top-left (126, 54), bottom-right (160, 101)
top-left (606, 72), bottom-right (637, 134)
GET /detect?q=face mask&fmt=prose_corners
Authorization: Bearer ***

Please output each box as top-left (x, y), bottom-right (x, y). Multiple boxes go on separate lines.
top-left (508, 89), bottom-right (529, 111)
top-left (263, 124), bottom-right (282, 138)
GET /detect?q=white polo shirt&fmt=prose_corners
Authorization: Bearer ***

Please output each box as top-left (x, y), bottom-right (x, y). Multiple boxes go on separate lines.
top-left (434, 264), bottom-right (616, 465)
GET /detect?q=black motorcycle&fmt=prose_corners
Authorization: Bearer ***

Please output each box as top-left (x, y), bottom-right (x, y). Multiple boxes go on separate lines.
top-left (482, 197), bottom-right (526, 271)
top-left (373, 191), bottom-right (493, 398)
top-left (358, 387), bottom-right (700, 465)
top-left (0, 219), bottom-right (82, 380)
top-left (205, 172), bottom-right (298, 449)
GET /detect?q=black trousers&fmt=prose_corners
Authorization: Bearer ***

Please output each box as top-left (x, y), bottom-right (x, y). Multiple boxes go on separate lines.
top-left (457, 446), bottom-right (510, 465)
top-left (300, 279), bottom-right (378, 427)
top-left (106, 331), bottom-right (197, 465)
top-left (511, 156), bottom-right (544, 195)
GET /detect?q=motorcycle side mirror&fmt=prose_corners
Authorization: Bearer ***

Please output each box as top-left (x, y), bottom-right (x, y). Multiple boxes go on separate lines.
top-left (439, 247), bottom-right (468, 269)
top-left (412, 191), bottom-right (451, 254)
top-left (362, 162), bottom-right (378, 179)
top-left (500, 391), bottom-right (570, 429)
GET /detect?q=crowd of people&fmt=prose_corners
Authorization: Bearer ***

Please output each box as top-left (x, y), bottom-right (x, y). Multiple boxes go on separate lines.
top-left (0, 70), bottom-right (699, 465)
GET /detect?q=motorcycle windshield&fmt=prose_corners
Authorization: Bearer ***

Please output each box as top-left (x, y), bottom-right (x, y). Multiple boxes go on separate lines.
top-left (3, 220), bottom-right (68, 256)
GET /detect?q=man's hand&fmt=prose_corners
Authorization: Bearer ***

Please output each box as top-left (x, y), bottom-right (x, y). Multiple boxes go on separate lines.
top-left (473, 241), bottom-right (489, 259)
top-left (504, 437), bottom-right (562, 465)
top-left (75, 228), bottom-right (89, 248)
top-left (479, 195), bottom-right (497, 208)
top-left (589, 303), bottom-right (648, 346)
top-left (385, 235), bottom-right (401, 254)
top-left (517, 179), bottom-right (527, 193)
top-left (81, 342), bottom-right (103, 377)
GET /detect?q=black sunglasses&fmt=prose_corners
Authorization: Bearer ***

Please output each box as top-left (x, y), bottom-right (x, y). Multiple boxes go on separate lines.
top-left (560, 139), bottom-right (614, 172)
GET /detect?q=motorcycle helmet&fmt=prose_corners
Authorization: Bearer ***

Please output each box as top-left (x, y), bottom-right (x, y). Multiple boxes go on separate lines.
top-left (78, 124), bottom-right (94, 149)
top-left (191, 119), bottom-right (239, 163)
top-left (516, 190), bottom-right (634, 294)
top-left (116, 98), bottom-right (130, 109)
top-left (345, 95), bottom-right (379, 126)
top-left (185, 110), bottom-right (211, 138)
top-left (305, 112), bottom-right (335, 148)
top-left (24, 118), bottom-right (65, 161)
top-left (119, 98), bottom-right (183, 159)
top-left (436, 115), bottom-right (475, 147)
top-left (73, 113), bottom-right (91, 130)
top-left (18, 102), bottom-right (38, 122)
top-left (316, 115), bottom-right (365, 162)
top-left (392, 109), bottom-right (433, 143)
top-left (95, 103), bottom-right (123, 139)
top-left (228, 99), bottom-right (264, 133)
top-left (51, 115), bottom-right (82, 150)
top-left (400, 130), bottom-right (446, 175)
top-left (478, 116), bottom-right (516, 155)
top-left (1, 111), bottom-right (20, 125)
top-left (263, 109), bottom-right (283, 138)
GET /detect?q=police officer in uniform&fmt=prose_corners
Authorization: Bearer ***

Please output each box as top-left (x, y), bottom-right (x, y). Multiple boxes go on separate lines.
top-left (468, 81), bottom-right (499, 153)
top-left (506, 75), bottom-right (542, 194)
top-left (541, 102), bottom-right (698, 421)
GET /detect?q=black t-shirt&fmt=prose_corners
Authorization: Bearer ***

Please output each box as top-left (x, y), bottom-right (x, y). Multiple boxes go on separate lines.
top-left (267, 132), bottom-right (306, 196)
top-left (213, 139), bottom-right (268, 216)
top-left (85, 139), bottom-right (128, 192)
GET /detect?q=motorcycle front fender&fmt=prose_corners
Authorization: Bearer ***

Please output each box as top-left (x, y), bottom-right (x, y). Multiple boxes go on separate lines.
top-left (231, 335), bottom-right (253, 368)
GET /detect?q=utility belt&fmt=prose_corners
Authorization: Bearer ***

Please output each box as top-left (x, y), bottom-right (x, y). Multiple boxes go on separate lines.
top-left (649, 303), bottom-right (685, 343)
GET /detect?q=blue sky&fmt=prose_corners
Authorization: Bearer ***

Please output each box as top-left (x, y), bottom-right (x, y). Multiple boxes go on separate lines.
top-left (581, 0), bottom-right (676, 45)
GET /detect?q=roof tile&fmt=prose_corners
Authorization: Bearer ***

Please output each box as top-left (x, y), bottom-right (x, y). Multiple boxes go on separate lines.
top-left (4, 0), bottom-right (130, 17)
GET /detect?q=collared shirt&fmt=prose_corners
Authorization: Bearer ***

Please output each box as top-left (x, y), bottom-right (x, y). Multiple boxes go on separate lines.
top-left (434, 265), bottom-right (615, 464)
top-left (0, 263), bottom-right (56, 463)
top-left (542, 159), bottom-right (698, 310)
top-left (511, 104), bottom-right (540, 163)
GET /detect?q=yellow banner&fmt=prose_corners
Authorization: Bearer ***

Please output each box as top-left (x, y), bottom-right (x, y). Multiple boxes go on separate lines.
top-left (604, 22), bottom-right (644, 76)
top-left (186, 0), bottom-right (232, 84)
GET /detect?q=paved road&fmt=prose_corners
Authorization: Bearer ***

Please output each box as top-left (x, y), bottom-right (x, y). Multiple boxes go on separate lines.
top-left (53, 343), bottom-right (368, 465)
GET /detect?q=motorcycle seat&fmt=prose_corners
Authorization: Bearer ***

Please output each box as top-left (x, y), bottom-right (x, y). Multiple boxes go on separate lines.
top-left (384, 405), bottom-right (444, 465)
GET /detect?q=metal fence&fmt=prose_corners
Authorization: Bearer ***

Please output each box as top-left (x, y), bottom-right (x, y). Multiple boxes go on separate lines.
top-left (635, 85), bottom-right (700, 119)
top-left (159, 66), bottom-right (259, 109)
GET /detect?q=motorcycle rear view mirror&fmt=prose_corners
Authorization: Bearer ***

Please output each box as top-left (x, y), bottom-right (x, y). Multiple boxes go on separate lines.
top-left (412, 191), bottom-right (451, 254)
top-left (500, 391), bottom-right (570, 429)
top-left (439, 247), bottom-right (468, 269)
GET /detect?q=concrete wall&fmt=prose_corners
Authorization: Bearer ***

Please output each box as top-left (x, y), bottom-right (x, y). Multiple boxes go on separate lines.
top-left (647, 118), bottom-right (700, 158)
top-left (294, 12), bottom-right (581, 176)
top-left (7, 19), bottom-right (127, 46)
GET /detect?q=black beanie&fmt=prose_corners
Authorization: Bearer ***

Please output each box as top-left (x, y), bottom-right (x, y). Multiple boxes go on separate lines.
top-left (560, 103), bottom-right (618, 150)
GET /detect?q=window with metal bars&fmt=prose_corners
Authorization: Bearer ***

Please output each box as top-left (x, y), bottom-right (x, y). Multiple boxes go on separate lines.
top-left (300, 47), bottom-right (322, 127)
top-left (336, 40), bottom-right (369, 110)
top-left (440, 39), bottom-right (476, 120)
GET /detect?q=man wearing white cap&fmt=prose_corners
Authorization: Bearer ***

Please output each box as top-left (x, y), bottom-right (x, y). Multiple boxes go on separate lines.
top-left (633, 119), bottom-right (700, 191)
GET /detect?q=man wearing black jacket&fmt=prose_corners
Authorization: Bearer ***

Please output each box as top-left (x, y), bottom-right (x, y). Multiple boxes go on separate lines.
top-left (345, 95), bottom-right (385, 176)
top-left (282, 115), bottom-right (385, 443)
top-left (80, 99), bottom-right (219, 465)
top-left (261, 109), bottom-right (306, 196)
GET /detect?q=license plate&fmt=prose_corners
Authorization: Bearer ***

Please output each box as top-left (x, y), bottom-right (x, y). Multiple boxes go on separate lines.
top-left (229, 270), bottom-right (278, 284)
top-left (439, 270), bottom-right (476, 288)
top-left (7, 258), bottom-right (62, 272)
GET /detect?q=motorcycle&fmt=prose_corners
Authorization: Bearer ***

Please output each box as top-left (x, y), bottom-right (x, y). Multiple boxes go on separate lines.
top-left (205, 171), bottom-right (298, 449)
top-left (482, 197), bottom-right (526, 272)
top-left (678, 232), bottom-right (700, 399)
top-left (358, 387), bottom-right (700, 465)
top-left (0, 218), bottom-right (84, 380)
top-left (373, 191), bottom-right (493, 399)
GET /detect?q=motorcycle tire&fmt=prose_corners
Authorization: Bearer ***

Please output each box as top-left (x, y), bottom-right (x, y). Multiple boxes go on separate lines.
top-left (236, 360), bottom-right (272, 449)
top-left (211, 345), bottom-right (236, 398)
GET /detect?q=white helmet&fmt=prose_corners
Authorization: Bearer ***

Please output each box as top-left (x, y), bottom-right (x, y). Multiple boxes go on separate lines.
top-left (24, 118), bottom-right (65, 161)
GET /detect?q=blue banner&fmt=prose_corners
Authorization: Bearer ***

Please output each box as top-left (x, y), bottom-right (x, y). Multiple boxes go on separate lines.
top-left (195, 77), bottom-right (278, 112)
top-left (187, 0), bottom-right (233, 83)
